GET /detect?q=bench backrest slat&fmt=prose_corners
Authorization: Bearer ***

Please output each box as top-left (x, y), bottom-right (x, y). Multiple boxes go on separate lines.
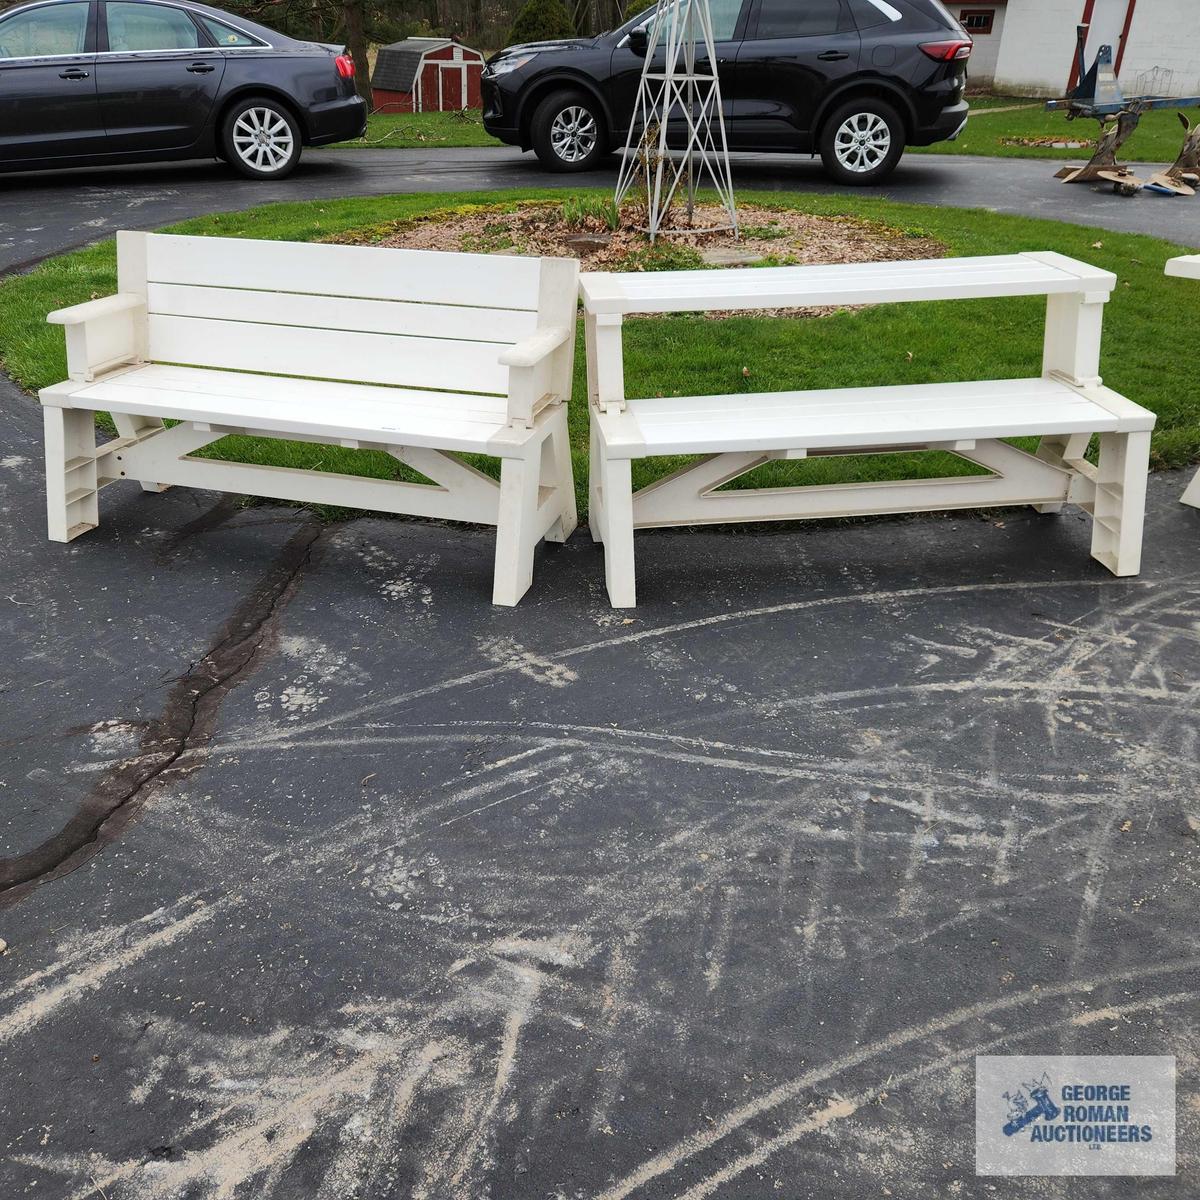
top-left (579, 253), bottom-right (1117, 315)
top-left (147, 315), bottom-right (515, 395)
top-left (121, 232), bottom-right (552, 399)
top-left (145, 284), bottom-right (540, 346)
top-left (141, 233), bottom-right (543, 308)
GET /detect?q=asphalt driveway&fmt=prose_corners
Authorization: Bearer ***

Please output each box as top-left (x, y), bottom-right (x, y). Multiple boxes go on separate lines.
top-left (2, 394), bottom-right (1200, 1199)
top-left (0, 144), bottom-right (1198, 1199)
top-left (1, 145), bottom-right (1198, 273)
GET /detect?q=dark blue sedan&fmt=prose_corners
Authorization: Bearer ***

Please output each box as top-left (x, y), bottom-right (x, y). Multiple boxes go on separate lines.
top-left (0, 0), bottom-right (366, 178)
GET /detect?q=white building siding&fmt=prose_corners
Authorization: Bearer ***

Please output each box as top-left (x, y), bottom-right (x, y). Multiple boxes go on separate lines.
top-left (993, 0), bottom-right (1092, 96)
top-left (954, 2), bottom-right (1007, 86)
top-left (993, 0), bottom-right (1199, 97)
top-left (1119, 0), bottom-right (1200, 97)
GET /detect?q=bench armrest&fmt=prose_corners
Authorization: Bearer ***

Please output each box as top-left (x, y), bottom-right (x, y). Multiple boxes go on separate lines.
top-left (499, 325), bottom-right (571, 368)
top-left (46, 293), bottom-right (146, 382)
top-left (47, 293), bottom-right (145, 327)
top-left (503, 325), bottom-right (574, 428)
top-left (1166, 254), bottom-right (1200, 280)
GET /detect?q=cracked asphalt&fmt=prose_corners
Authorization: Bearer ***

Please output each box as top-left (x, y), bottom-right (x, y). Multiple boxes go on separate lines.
top-left (1, 147), bottom-right (1199, 1199)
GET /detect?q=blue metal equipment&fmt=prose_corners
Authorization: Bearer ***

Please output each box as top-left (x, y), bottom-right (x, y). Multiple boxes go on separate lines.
top-left (1045, 25), bottom-right (1200, 196)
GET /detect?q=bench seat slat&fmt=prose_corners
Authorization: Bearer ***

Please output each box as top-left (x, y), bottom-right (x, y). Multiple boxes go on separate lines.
top-left (147, 315), bottom-right (511, 396)
top-left (107, 364), bottom-right (510, 422)
top-left (630, 378), bottom-right (1103, 419)
top-left (602, 378), bottom-right (1152, 457)
top-left (71, 365), bottom-right (513, 454)
top-left (144, 233), bottom-right (543, 310)
top-left (147, 284), bottom-right (540, 345)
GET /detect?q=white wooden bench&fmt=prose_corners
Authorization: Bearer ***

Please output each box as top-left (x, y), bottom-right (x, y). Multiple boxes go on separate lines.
top-left (1166, 255), bottom-right (1200, 508)
top-left (39, 233), bottom-right (579, 606)
top-left (581, 253), bottom-right (1157, 607)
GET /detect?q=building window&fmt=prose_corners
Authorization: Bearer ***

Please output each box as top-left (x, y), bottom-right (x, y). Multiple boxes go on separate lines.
top-left (959, 9), bottom-right (995, 34)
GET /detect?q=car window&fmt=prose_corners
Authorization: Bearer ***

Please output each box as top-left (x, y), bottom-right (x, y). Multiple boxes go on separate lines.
top-left (106, 1), bottom-right (202, 51)
top-left (0, 2), bottom-right (89, 58)
top-left (707, 0), bottom-right (745, 39)
top-left (199, 15), bottom-right (259, 47)
top-left (754, 0), bottom-right (848, 38)
top-left (643, 0), bottom-right (745, 43)
top-left (846, 0), bottom-right (902, 29)
top-left (924, 0), bottom-right (966, 30)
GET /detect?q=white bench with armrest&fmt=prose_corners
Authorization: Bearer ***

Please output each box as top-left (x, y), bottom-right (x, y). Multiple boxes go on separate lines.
top-left (40, 232), bottom-right (580, 606)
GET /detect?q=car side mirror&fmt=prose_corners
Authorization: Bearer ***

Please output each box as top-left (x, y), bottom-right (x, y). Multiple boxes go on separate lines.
top-left (628, 25), bottom-right (649, 56)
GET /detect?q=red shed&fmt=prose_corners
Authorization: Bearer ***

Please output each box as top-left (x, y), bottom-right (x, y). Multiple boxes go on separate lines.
top-left (371, 38), bottom-right (485, 113)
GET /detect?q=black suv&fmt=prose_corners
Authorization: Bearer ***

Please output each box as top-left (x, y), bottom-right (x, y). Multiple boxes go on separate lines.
top-left (482, 0), bottom-right (971, 185)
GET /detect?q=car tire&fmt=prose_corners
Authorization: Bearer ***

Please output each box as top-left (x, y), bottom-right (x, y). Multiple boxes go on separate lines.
top-left (221, 96), bottom-right (302, 180)
top-left (819, 98), bottom-right (905, 186)
top-left (531, 89), bottom-right (606, 173)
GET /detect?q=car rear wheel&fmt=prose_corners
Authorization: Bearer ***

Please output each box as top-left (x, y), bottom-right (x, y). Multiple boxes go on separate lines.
top-left (221, 97), bottom-right (302, 180)
top-left (531, 89), bottom-right (606, 173)
top-left (819, 98), bottom-right (905, 186)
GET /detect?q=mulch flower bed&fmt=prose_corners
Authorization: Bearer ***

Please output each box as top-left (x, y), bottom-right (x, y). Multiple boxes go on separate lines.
top-left (328, 200), bottom-right (948, 318)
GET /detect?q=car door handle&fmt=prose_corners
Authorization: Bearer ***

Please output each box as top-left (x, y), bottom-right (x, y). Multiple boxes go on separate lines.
top-left (817, 50), bottom-right (850, 61)
top-left (59, 67), bottom-right (90, 79)
top-left (186, 62), bottom-right (216, 73)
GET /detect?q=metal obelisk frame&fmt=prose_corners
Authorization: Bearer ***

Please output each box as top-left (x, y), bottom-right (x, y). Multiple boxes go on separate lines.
top-left (613, 0), bottom-right (738, 241)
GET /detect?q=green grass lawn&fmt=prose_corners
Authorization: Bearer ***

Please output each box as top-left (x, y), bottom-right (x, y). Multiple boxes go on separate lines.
top-left (339, 100), bottom-right (1191, 163)
top-left (2, 189), bottom-right (1196, 520)
top-left (912, 100), bottom-right (1189, 162)
top-left (334, 109), bottom-right (494, 149)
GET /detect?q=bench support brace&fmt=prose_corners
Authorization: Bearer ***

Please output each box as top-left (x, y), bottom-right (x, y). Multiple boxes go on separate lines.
top-left (1182, 470), bottom-right (1200, 509)
top-left (591, 436), bottom-right (1150, 606)
top-left (1032, 432), bottom-right (1094, 514)
top-left (44, 408), bottom-right (576, 607)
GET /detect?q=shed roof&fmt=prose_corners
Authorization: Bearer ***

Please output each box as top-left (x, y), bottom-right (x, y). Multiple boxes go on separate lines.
top-left (372, 38), bottom-right (479, 93)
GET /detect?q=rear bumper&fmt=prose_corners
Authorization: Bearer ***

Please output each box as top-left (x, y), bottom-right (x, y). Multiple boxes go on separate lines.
top-left (909, 99), bottom-right (970, 147)
top-left (306, 94), bottom-right (368, 146)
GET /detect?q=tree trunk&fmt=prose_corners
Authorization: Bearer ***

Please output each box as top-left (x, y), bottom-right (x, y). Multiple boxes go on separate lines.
top-left (343, 0), bottom-right (372, 107)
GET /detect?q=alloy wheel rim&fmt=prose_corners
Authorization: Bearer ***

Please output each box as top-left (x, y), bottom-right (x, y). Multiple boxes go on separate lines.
top-left (550, 105), bottom-right (598, 163)
top-left (834, 112), bottom-right (891, 173)
top-left (232, 107), bottom-right (295, 173)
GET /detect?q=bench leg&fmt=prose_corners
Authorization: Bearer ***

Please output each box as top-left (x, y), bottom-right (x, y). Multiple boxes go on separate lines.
top-left (588, 419), bottom-right (604, 544)
top-left (44, 407), bottom-right (99, 542)
top-left (493, 448), bottom-right (542, 607)
top-left (542, 407), bottom-right (577, 544)
top-left (601, 452), bottom-right (637, 608)
top-left (1182, 468), bottom-right (1200, 509)
top-left (1090, 431), bottom-right (1151, 577)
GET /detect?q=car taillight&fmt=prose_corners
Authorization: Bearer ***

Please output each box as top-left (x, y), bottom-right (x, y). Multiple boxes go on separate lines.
top-left (334, 54), bottom-right (355, 78)
top-left (919, 40), bottom-right (972, 62)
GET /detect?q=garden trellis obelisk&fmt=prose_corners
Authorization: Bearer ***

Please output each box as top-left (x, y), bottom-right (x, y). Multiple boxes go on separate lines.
top-left (613, 0), bottom-right (738, 241)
